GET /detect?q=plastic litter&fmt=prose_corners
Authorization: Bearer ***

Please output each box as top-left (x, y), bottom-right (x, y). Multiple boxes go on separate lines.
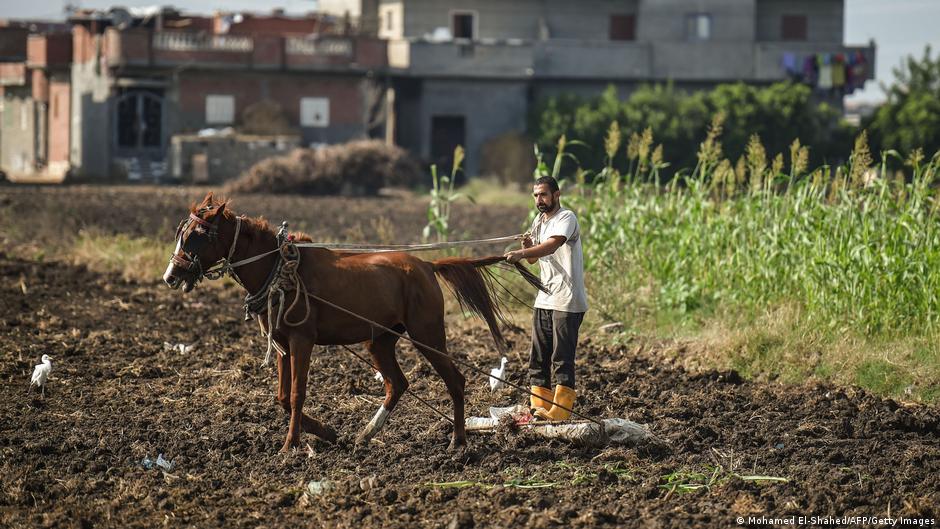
top-left (359, 475), bottom-right (378, 492)
top-left (466, 408), bottom-right (655, 447)
top-left (141, 453), bottom-right (175, 471)
top-left (156, 454), bottom-right (175, 471)
top-left (163, 341), bottom-right (197, 354)
top-left (306, 480), bottom-right (334, 496)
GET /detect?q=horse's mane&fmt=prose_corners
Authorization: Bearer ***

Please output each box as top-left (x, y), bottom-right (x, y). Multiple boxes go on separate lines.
top-left (192, 193), bottom-right (312, 243)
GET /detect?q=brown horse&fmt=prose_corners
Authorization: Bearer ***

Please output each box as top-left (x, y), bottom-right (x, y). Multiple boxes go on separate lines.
top-left (163, 193), bottom-right (544, 451)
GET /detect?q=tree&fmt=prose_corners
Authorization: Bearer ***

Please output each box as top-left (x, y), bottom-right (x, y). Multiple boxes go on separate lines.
top-left (866, 45), bottom-right (940, 157)
top-left (529, 81), bottom-right (851, 177)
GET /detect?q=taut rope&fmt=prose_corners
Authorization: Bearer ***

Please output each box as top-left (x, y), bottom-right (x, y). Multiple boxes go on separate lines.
top-left (202, 220), bottom-right (599, 428)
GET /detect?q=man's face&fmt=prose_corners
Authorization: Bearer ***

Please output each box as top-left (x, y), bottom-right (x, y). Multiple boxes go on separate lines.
top-left (533, 184), bottom-right (560, 213)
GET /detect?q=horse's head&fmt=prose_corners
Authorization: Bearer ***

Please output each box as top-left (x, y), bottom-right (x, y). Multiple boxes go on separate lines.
top-left (163, 192), bottom-right (230, 292)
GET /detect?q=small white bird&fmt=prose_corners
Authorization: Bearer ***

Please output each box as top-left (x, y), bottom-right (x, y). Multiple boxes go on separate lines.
top-left (29, 354), bottom-right (53, 397)
top-left (489, 356), bottom-right (508, 392)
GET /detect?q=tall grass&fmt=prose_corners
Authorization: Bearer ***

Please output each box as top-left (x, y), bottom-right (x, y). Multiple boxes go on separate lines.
top-left (558, 120), bottom-right (940, 401)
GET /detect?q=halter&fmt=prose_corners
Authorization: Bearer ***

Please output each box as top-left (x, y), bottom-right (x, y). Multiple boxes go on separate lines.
top-left (169, 209), bottom-right (242, 285)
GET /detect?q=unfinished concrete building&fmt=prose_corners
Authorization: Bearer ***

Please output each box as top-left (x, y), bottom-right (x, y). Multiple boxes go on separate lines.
top-left (324, 0), bottom-right (875, 176)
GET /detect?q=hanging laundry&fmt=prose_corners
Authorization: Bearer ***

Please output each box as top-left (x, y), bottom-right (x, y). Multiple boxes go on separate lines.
top-left (850, 51), bottom-right (868, 92)
top-left (802, 55), bottom-right (818, 85)
top-left (781, 52), bottom-right (798, 75)
top-left (817, 54), bottom-right (833, 90)
top-left (831, 58), bottom-right (846, 88)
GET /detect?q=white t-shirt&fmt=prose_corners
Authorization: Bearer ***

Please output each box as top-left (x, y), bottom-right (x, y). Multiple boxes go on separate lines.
top-left (528, 207), bottom-right (588, 313)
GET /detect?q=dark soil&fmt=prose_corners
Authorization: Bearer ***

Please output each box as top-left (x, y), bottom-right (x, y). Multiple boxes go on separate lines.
top-left (0, 185), bottom-right (526, 251)
top-left (0, 186), bottom-right (938, 528)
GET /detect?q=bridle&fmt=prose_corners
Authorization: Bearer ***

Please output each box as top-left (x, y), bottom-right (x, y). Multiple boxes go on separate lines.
top-left (170, 208), bottom-right (243, 285)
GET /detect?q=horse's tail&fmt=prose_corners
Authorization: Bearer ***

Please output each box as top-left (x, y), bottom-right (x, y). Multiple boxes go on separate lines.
top-left (432, 256), bottom-right (548, 354)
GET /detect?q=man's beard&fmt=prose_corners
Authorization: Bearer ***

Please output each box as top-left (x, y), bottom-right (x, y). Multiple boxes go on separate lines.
top-left (537, 200), bottom-right (554, 213)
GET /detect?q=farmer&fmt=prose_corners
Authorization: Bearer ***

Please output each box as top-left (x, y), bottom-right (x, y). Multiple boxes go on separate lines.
top-left (504, 176), bottom-right (588, 421)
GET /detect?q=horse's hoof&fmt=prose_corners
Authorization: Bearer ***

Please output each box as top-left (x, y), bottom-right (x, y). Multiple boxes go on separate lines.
top-left (447, 437), bottom-right (467, 451)
top-left (319, 426), bottom-right (339, 444)
top-left (281, 438), bottom-right (302, 453)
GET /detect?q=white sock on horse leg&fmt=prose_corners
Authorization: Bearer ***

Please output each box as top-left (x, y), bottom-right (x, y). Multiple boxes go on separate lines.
top-left (360, 405), bottom-right (390, 442)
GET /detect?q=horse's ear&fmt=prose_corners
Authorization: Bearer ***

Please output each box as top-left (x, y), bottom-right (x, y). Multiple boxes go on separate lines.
top-left (214, 201), bottom-right (226, 218)
top-left (203, 191), bottom-right (215, 205)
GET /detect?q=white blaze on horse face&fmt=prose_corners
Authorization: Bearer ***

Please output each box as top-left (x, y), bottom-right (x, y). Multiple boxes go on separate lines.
top-left (163, 234), bottom-right (184, 286)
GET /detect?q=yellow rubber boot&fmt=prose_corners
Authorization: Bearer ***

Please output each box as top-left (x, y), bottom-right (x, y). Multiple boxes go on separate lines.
top-left (530, 386), bottom-right (553, 412)
top-left (535, 385), bottom-right (576, 421)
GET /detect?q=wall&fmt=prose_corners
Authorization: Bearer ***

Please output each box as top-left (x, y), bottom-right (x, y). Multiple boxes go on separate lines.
top-left (756, 0), bottom-right (843, 43)
top-left (636, 0), bottom-right (756, 42)
top-left (169, 133), bottom-right (300, 182)
top-left (406, 78), bottom-right (528, 176)
top-left (174, 70), bottom-right (368, 144)
top-left (398, 0), bottom-right (639, 41)
top-left (0, 86), bottom-right (35, 174)
top-left (48, 78), bottom-right (70, 166)
top-left (378, 1), bottom-right (404, 40)
top-left (0, 27), bottom-right (28, 61)
top-left (69, 61), bottom-right (111, 178)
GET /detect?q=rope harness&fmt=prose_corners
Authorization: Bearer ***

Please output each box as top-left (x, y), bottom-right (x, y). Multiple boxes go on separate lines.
top-left (170, 216), bottom-right (602, 428)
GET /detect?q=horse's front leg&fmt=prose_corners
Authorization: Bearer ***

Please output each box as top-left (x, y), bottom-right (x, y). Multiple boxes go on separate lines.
top-left (282, 332), bottom-right (313, 452)
top-left (276, 336), bottom-right (337, 445)
top-left (276, 347), bottom-right (292, 414)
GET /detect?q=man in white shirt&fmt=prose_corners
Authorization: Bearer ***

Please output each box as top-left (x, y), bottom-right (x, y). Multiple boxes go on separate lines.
top-left (505, 176), bottom-right (588, 421)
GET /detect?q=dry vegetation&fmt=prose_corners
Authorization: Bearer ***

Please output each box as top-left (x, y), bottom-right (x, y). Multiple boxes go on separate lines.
top-left (225, 140), bottom-right (423, 196)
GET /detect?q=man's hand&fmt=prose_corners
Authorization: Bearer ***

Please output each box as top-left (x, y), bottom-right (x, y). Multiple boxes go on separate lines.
top-left (522, 234), bottom-right (533, 249)
top-left (504, 250), bottom-right (525, 264)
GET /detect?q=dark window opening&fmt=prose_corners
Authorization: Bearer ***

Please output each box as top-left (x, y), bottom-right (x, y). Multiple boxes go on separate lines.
top-left (452, 13), bottom-right (474, 40)
top-left (430, 115), bottom-right (466, 185)
top-left (685, 13), bottom-right (711, 41)
top-left (781, 14), bottom-right (807, 41)
top-left (609, 14), bottom-right (636, 41)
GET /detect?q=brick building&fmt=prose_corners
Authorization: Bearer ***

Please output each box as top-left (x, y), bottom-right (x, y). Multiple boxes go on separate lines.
top-left (0, 7), bottom-right (387, 181)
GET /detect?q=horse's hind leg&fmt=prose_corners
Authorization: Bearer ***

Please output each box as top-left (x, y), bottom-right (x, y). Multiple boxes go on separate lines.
top-left (410, 323), bottom-right (466, 449)
top-left (356, 329), bottom-right (407, 445)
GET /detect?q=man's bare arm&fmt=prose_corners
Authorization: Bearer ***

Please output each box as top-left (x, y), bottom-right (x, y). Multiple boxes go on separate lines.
top-left (505, 236), bottom-right (566, 264)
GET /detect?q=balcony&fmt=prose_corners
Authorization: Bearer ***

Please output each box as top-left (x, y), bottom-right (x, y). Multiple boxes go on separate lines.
top-left (535, 40), bottom-right (652, 79)
top-left (104, 28), bottom-right (386, 72)
top-left (390, 39), bottom-right (536, 78)
top-left (389, 38), bottom-right (877, 84)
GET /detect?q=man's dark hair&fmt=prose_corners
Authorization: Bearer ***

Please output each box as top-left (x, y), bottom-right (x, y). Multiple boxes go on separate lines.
top-left (534, 176), bottom-right (559, 193)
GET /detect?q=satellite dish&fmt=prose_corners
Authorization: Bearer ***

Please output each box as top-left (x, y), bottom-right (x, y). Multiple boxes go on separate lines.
top-left (109, 8), bottom-right (133, 30)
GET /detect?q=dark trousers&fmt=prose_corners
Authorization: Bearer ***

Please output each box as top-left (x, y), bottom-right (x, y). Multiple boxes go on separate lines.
top-left (529, 308), bottom-right (584, 389)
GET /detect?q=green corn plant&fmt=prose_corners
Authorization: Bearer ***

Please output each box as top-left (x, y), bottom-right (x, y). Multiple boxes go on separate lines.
top-left (423, 145), bottom-right (472, 243)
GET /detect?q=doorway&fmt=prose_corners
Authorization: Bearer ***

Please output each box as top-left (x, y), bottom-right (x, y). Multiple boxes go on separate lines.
top-left (430, 115), bottom-right (466, 182)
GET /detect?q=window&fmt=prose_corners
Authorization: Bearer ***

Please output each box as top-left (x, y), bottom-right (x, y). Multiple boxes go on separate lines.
top-left (452, 12), bottom-right (475, 40)
top-left (205, 94), bottom-right (234, 125)
top-left (609, 14), bottom-right (636, 41)
top-left (300, 97), bottom-right (329, 127)
top-left (685, 13), bottom-right (711, 41)
top-left (781, 14), bottom-right (807, 41)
